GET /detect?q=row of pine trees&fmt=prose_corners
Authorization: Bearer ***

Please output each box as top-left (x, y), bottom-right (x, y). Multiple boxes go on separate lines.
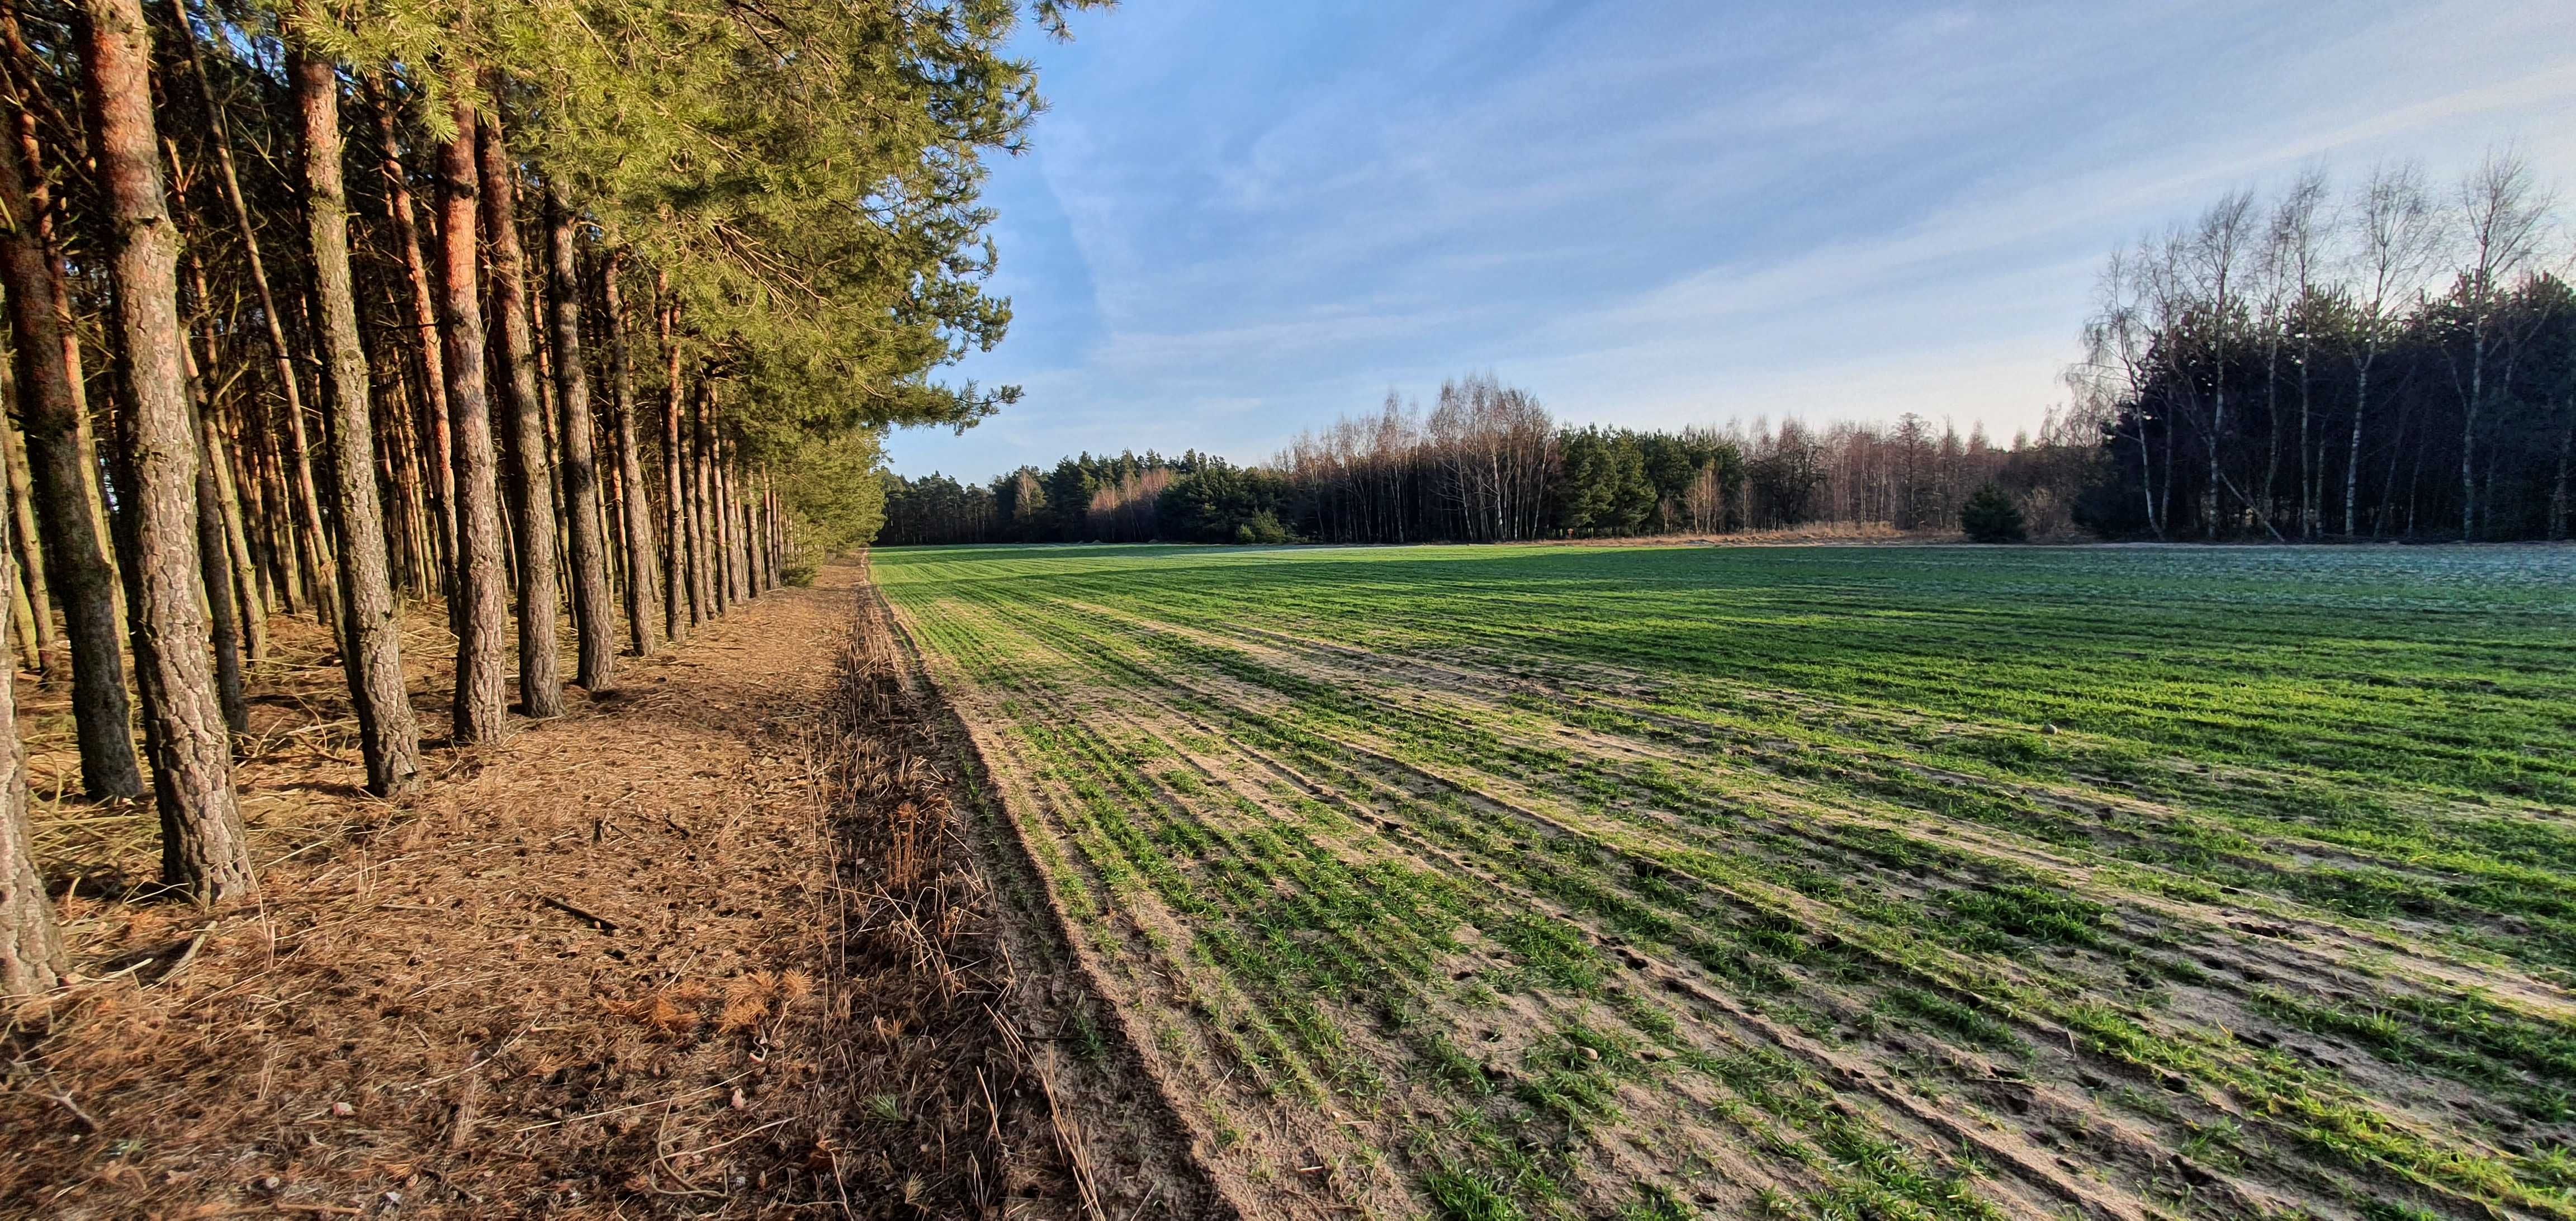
top-left (0, 0), bottom-right (1074, 993)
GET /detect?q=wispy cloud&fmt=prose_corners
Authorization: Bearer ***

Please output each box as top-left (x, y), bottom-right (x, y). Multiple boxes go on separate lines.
top-left (889, 0), bottom-right (2576, 478)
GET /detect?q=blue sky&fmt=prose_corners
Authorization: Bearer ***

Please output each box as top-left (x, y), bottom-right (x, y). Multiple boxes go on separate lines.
top-left (888, 0), bottom-right (2576, 479)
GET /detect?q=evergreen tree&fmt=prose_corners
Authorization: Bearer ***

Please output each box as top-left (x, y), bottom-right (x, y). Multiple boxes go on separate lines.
top-left (1961, 484), bottom-right (2028, 543)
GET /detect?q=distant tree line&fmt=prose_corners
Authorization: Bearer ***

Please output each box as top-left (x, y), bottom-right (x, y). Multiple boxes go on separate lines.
top-left (888, 151), bottom-right (2576, 551)
top-left (2073, 152), bottom-right (2573, 541)
top-left (882, 373), bottom-right (2101, 546)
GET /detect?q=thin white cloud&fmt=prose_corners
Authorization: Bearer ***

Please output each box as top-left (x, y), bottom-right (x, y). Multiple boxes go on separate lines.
top-left (892, 0), bottom-right (2576, 477)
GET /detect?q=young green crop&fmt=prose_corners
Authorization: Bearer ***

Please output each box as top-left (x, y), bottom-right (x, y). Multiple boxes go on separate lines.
top-left (879, 542), bottom-right (2576, 1221)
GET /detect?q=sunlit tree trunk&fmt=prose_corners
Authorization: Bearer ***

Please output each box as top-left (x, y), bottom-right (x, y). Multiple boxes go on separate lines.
top-left (83, 0), bottom-right (255, 901)
top-left (0, 489), bottom-right (59, 994)
top-left (475, 93), bottom-right (563, 718)
top-left (366, 72), bottom-right (455, 571)
top-left (543, 183), bottom-right (612, 690)
top-left (656, 277), bottom-right (691, 640)
top-left (0, 59), bottom-right (144, 800)
top-left (0, 410), bottom-right (56, 682)
top-left (689, 382), bottom-right (719, 618)
top-left (437, 92), bottom-right (510, 744)
top-left (178, 335), bottom-right (247, 733)
top-left (169, 3), bottom-right (334, 627)
top-left (603, 253), bottom-right (660, 655)
top-left (295, 36), bottom-right (419, 794)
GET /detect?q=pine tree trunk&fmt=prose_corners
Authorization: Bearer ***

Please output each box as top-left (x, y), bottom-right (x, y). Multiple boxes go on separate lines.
top-left (3, 529), bottom-right (33, 675)
top-left (0, 82), bottom-right (144, 800)
top-left (171, 7), bottom-right (335, 630)
top-left (236, 411), bottom-right (289, 611)
top-left (207, 388), bottom-right (269, 661)
top-left (0, 410), bottom-right (58, 681)
top-left (542, 183), bottom-right (612, 689)
top-left (83, 0), bottom-right (255, 901)
top-left (366, 72), bottom-right (456, 572)
top-left (248, 385), bottom-right (303, 613)
top-left (603, 253), bottom-right (660, 656)
top-left (657, 283), bottom-right (692, 638)
top-left (744, 476), bottom-right (760, 592)
top-left (714, 447), bottom-right (738, 602)
top-left (436, 93), bottom-right (510, 745)
top-left (476, 97), bottom-right (562, 718)
top-left (763, 475), bottom-right (781, 589)
top-left (0, 487), bottom-right (61, 995)
top-left (729, 455), bottom-right (752, 598)
top-left (179, 337), bottom-right (247, 733)
top-left (182, 252), bottom-right (269, 663)
top-left (691, 389), bottom-right (721, 617)
top-left (295, 39), bottom-right (419, 794)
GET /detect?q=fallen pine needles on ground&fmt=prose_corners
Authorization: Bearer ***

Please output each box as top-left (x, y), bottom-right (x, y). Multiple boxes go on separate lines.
top-left (0, 566), bottom-right (987, 1217)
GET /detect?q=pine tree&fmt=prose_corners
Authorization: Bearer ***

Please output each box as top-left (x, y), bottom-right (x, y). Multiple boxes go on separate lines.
top-left (436, 88), bottom-right (513, 744)
top-left (0, 39), bottom-right (143, 799)
top-left (1961, 484), bottom-right (2028, 543)
top-left (475, 92), bottom-right (564, 718)
top-left (0, 497), bottom-right (62, 993)
top-left (544, 182), bottom-right (613, 689)
top-left (292, 19), bottom-right (420, 794)
top-left (82, 0), bottom-right (255, 900)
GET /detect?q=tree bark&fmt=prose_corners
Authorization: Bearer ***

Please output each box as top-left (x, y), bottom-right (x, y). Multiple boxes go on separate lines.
top-left (436, 92), bottom-right (510, 745)
top-left (179, 335), bottom-right (247, 733)
top-left (83, 0), bottom-right (255, 901)
top-left (183, 252), bottom-right (269, 664)
top-left (603, 252), bottom-right (659, 656)
top-left (475, 94), bottom-right (562, 718)
top-left (0, 486), bottom-right (60, 994)
top-left (0, 409), bottom-right (57, 680)
top-left (657, 281), bottom-right (693, 638)
top-left (0, 63), bottom-right (145, 799)
top-left (690, 386), bottom-right (720, 617)
top-left (167, 0), bottom-right (334, 627)
top-left (295, 36), bottom-right (420, 794)
top-left (3, 516), bottom-right (35, 674)
top-left (364, 72), bottom-right (454, 570)
top-left (542, 183), bottom-right (612, 689)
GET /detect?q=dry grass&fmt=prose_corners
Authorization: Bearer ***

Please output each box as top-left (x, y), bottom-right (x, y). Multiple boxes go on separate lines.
top-left (791, 574), bottom-right (1103, 1218)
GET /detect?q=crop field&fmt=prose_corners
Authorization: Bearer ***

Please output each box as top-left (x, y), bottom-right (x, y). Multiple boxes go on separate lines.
top-left (874, 542), bottom-right (2576, 1221)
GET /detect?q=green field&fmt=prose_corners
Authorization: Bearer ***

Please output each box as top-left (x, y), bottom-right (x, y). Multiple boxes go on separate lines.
top-left (875, 542), bottom-right (2576, 1221)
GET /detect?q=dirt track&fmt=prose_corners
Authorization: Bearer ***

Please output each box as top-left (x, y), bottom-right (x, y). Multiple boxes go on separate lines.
top-left (2, 562), bottom-right (1217, 1218)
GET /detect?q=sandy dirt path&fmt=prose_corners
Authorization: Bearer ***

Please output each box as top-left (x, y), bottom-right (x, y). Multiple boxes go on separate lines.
top-left (2, 562), bottom-right (1209, 1218)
